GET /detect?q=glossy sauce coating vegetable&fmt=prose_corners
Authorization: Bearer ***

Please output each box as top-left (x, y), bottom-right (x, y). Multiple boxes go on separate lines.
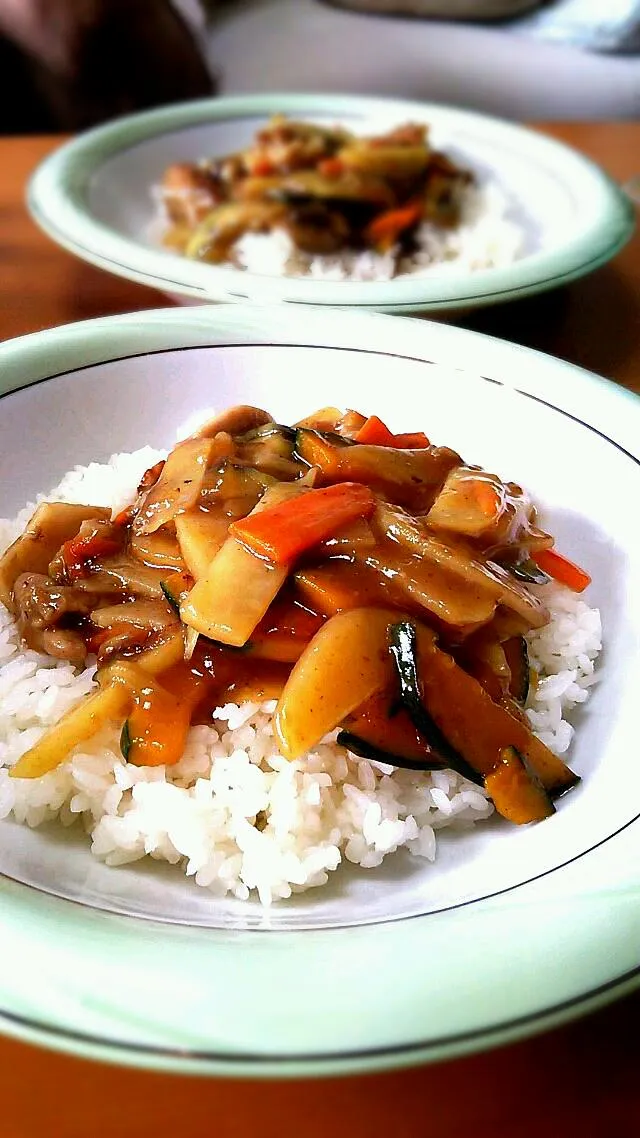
top-left (3, 405), bottom-right (590, 826)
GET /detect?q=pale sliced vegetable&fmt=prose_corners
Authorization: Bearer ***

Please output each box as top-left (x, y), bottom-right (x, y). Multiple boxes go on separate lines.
top-left (426, 468), bottom-right (506, 538)
top-left (180, 482), bottom-right (305, 646)
top-left (133, 437), bottom-right (223, 536)
top-left (183, 626), bottom-right (199, 661)
top-left (126, 624), bottom-right (186, 676)
top-left (294, 406), bottom-right (342, 431)
top-left (180, 541), bottom-right (286, 647)
top-left (200, 464), bottom-right (268, 506)
top-left (375, 503), bottom-right (549, 631)
top-left (426, 466), bottom-right (540, 548)
top-left (128, 527), bottom-right (187, 571)
top-left (175, 507), bottom-right (232, 579)
top-left (9, 684), bottom-right (131, 779)
top-left (274, 607), bottom-right (397, 760)
top-left (78, 558), bottom-right (184, 600)
top-left (362, 544), bottom-right (497, 632)
top-left (339, 142), bottom-right (430, 179)
top-left (90, 599), bottom-right (175, 630)
top-left (186, 201), bottom-right (286, 263)
top-left (317, 517), bottom-right (376, 553)
top-left (189, 405), bottom-right (272, 440)
top-left (0, 503), bottom-right (110, 610)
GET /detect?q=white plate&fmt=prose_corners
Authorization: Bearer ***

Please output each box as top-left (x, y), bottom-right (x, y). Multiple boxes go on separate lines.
top-left (0, 306), bottom-right (638, 1075)
top-left (27, 94), bottom-right (635, 313)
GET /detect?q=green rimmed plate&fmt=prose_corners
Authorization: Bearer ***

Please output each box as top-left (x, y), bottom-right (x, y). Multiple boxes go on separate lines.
top-left (27, 94), bottom-right (635, 313)
top-left (0, 305), bottom-right (639, 1075)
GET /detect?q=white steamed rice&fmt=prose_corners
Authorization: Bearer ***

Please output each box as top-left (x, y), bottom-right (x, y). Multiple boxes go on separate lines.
top-left (0, 449), bottom-right (601, 905)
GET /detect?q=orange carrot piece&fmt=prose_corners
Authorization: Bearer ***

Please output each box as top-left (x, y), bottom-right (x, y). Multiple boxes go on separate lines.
top-left (112, 505), bottom-right (136, 528)
top-left (230, 483), bottom-right (377, 565)
top-left (532, 548), bottom-right (591, 593)
top-left (365, 201), bottom-right (423, 246)
top-left (355, 415), bottom-right (396, 446)
top-left (356, 417), bottom-right (430, 450)
top-left (318, 157), bottom-right (344, 178)
top-left (472, 479), bottom-right (502, 519)
top-left (251, 156), bottom-right (275, 176)
top-left (62, 533), bottom-right (121, 581)
top-left (391, 431), bottom-right (430, 449)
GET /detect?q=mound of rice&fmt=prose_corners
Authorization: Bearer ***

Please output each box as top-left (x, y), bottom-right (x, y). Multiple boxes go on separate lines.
top-left (233, 183), bottom-right (523, 282)
top-left (156, 179), bottom-right (524, 283)
top-left (0, 450), bottom-right (601, 905)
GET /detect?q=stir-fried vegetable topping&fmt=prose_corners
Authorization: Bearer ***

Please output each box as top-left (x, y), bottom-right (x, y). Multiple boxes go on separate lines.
top-left (2, 405), bottom-right (590, 825)
top-left (531, 547), bottom-right (592, 593)
top-left (159, 116), bottom-right (473, 274)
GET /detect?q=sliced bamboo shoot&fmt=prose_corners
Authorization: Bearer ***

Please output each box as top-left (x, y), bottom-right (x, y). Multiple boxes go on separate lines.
top-left (375, 502), bottom-right (548, 631)
top-left (0, 503), bottom-right (110, 611)
top-left (180, 483), bottom-right (304, 646)
top-left (133, 625), bottom-right (186, 675)
top-left (90, 600), bottom-right (175, 630)
top-left (274, 607), bottom-right (397, 760)
top-left (180, 540), bottom-right (286, 647)
top-left (9, 684), bottom-right (131, 779)
top-left (175, 507), bottom-right (231, 579)
top-left (128, 526), bottom-right (187, 571)
top-left (133, 436), bottom-right (224, 536)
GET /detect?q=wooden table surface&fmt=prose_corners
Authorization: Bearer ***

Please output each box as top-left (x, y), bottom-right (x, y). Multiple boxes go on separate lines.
top-left (0, 126), bottom-right (639, 1137)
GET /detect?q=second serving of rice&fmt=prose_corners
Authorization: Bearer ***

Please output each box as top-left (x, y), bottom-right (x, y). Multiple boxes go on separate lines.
top-left (231, 182), bottom-right (524, 283)
top-left (0, 449), bottom-right (601, 905)
top-left (154, 178), bottom-right (525, 284)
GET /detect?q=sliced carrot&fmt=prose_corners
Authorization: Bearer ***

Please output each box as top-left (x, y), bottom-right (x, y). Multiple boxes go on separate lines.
top-left (112, 504), bottom-right (136, 528)
top-left (472, 479), bottom-right (502, 519)
top-left (318, 157), bottom-right (344, 178)
top-left (87, 624), bottom-right (148, 655)
top-left (391, 431), bottom-right (430, 449)
top-left (229, 483), bottom-right (377, 565)
top-left (251, 156), bottom-right (275, 176)
top-left (532, 548), bottom-right (591, 593)
top-left (66, 533), bottom-right (120, 562)
top-left (62, 533), bottom-right (121, 580)
top-left (356, 417), bottom-right (430, 450)
top-left (355, 415), bottom-right (396, 447)
top-left (245, 597), bottom-right (325, 662)
top-left (365, 201), bottom-right (423, 247)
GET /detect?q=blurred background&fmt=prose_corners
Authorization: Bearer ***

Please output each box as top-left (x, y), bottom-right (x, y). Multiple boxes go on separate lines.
top-left (0, 0), bottom-right (638, 134)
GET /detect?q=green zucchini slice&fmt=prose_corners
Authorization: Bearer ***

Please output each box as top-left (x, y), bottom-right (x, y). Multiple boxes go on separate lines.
top-left (337, 729), bottom-right (445, 772)
top-left (388, 620), bottom-right (484, 786)
top-left (509, 559), bottom-right (551, 585)
top-left (485, 746), bottom-right (555, 824)
top-left (503, 635), bottom-right (530, 705)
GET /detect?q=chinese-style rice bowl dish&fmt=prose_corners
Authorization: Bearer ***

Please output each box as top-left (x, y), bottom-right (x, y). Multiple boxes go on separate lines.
top-left (157, 116), bottom-right (523, 281)
top-left (0, 404), bottom-right (601, 904)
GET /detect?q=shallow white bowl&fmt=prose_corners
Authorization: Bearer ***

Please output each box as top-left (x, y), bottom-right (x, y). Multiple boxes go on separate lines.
top-left (0, 305), bottom-right (639, 1075)
top-left (28, 94), bottom-right (635, 313)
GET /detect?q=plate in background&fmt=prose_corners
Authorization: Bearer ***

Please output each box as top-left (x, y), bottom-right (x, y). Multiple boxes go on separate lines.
top-left (27, 93), bottom-right (635, 313)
